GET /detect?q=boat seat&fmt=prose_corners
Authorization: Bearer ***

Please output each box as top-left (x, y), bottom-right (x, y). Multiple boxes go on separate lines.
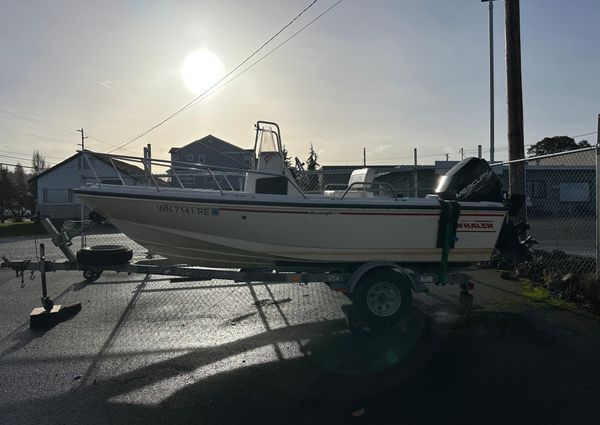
top-left (348, 168), bottom-right (375, 186)
top-left (323, 168), bottom-right (377, 198)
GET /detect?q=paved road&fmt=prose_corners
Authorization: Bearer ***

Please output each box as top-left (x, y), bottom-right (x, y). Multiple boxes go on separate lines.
top-left (1, 240), bottom-right (600, 424)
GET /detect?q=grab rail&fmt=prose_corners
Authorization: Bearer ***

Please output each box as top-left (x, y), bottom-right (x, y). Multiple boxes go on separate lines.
top-left (79, 150), bottom-right (307, 199)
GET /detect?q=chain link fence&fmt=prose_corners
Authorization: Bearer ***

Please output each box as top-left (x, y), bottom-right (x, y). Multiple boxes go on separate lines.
top-left (502, 147), bottom-right (597, 277)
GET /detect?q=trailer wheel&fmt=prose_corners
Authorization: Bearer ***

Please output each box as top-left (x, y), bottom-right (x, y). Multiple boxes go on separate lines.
top-left (83, 270), bottom-right (102, 282)
top-left (353, 269), bottom-right (413, 327)
top-left (77, 245), bottom-right (133, 266)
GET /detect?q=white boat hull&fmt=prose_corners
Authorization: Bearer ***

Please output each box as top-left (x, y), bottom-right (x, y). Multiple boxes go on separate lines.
top-left (75, 186), bottom-right (507, 269)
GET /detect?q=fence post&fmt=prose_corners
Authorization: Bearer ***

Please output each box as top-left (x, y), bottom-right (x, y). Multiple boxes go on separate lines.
top-left (80, 202), bottom-right (85, 249)
top-left (596, 115), bottom-right (600, 280)
top-left (413, 148), bottom-right (418, 197)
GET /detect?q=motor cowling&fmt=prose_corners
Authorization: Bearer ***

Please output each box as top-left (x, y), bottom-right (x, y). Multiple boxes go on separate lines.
top-left (435, 157), bottom-right (502, 202)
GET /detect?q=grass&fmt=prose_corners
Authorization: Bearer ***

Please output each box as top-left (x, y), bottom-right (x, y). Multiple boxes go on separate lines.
top-left (0, 221), bottom-right (48, 237)
top-left (521, 281), bottom-right (573, 309)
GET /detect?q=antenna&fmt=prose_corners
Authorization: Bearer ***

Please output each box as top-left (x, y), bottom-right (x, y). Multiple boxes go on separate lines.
top-left (77, 127), bottom-right (88, 150)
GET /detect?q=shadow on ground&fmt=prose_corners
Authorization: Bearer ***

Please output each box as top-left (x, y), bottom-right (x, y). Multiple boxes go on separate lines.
top-left (3, 299), bottom-right (598, 425)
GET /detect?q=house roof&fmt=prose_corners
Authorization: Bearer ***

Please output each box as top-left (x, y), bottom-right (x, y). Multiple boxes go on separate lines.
top-left (29, 151), bottom-right (144, 182)
top-left (169, 134), bottom-right (249, 154)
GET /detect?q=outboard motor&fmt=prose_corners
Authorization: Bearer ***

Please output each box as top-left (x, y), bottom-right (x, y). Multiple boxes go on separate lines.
top-left (435, 157), bottom-right (534, 262)
top-left (435, 157), bottom-right (502, 202)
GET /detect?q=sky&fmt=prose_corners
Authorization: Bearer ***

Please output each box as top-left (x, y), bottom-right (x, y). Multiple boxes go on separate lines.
top-left (0, 0), bottom-right (598, 169)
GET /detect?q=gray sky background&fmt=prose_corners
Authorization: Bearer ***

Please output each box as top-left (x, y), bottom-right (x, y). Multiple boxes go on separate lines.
top-left (0, 0), bottom-right (598, 168)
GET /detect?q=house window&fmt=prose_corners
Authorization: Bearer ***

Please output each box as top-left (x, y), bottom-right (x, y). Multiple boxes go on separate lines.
top-left (187, 154), bottom-right (194, 162)
top-left (198, 154), bottom-right (205, 163)
top-left (527, 181), bottom-right (547, 199)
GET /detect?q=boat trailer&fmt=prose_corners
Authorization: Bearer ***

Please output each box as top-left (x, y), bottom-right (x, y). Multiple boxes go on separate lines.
top-left (1, 218), bottom-right (474, 331)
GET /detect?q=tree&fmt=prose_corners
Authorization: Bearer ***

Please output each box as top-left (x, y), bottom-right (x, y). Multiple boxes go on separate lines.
top-left (306, 143), bottom-right (319, 171)
top-left (9, 163), bottom-right (31, 222)
top-left (0, 166), bottom-right (14, 223)
top-left (304, 144), bottom-right (320, 191)
top-left (527, 136), bottom-right (591, 157)
top-left (30, 150), bottom-right (47, 212)
top-left (282, 145), bottom-right (292, 169)
top-left (281, 144), bottom-right (298, 180)
top-left (31, 150), bottom-right (47, 175)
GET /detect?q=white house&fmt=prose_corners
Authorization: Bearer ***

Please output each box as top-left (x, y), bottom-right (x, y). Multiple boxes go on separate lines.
top-left (30, 152), bottom-right (143, 219)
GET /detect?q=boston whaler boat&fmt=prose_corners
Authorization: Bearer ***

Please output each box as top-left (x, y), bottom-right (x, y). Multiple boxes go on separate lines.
top-left (70, 121), bottom-right (528, 327)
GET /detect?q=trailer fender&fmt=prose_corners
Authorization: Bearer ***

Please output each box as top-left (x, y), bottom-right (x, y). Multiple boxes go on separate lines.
top-left (347, 262), bottom-right (417, 295)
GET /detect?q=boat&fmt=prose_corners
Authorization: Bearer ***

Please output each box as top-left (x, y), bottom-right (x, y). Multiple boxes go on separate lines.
top-left (74, 121), bottom-right (513, 270)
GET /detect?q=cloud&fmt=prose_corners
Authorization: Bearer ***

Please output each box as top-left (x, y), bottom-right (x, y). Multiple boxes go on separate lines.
top-left (98, 80), bottom-right (114, 90)
top-left (373, 144), bottom-right (391, 153)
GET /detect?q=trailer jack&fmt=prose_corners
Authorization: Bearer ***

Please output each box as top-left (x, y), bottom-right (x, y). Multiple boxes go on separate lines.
top-left (25, 243), bottom-right (81, 329)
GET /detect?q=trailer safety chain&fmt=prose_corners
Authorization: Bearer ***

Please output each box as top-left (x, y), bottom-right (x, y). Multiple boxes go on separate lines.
top-left (14, 259), bottom-right (31, 288)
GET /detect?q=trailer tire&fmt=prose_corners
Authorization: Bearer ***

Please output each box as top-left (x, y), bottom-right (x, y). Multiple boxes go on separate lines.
top-left (77, 245), bottom-right (133, 266)
top-left (83, 270), bottom-right (102, 282)
top-left (353, 269), bottom-right (413, 327)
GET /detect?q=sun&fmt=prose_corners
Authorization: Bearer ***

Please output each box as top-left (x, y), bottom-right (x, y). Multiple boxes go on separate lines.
top-left (180, 49), bottom-right (225, 95)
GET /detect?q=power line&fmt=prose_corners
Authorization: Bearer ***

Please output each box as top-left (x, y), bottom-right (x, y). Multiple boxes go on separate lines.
top-left (0, 150), bottom-right (65, 161)
top-left (0, 108), bottom-right (138, 154)
top-left (0, 108), bottom-right (78, 133)
top-left (0, 108), bottom-right (132, 154)
top-left (0, 153), bottom-right (31, 162)
top-left (181, 0), bottom-right (346, 111)
top-left (0, 125), bottom-right (75, 144)
top-left (87, 135), bottom-right (140, 155)
top-left (0, 162), bottom-right (36, 169)
top-left (108, 0), bottom-right (323, 154)
top-left (572, 131), bottom-right (597, 139)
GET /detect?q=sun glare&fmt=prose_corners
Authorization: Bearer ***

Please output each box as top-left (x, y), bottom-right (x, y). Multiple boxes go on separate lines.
top-left (180, 49), bottom-right (225, 95)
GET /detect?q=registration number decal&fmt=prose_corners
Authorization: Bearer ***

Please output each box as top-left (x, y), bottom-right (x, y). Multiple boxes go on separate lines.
top-left (157, 204), bottom-right (219, 216)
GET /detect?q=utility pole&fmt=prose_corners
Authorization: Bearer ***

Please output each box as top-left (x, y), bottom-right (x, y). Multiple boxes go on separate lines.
top-left (460, 148), bottom-right (464, 160)
top-left (413, 148), bottom-right (418, 197)
top-left (363, 147), bottom-right (366, 166)
top-left (143, 144), bottom-right (152, 183)
top-left (76, 127), bottom-right (88, 249)
top-left (445, 153), bottom-right (449, 161)
top-left (482, 0), bottom-right (496, 163)
top-left (478, 145), bottom-right (482, 159)
top-left (505, 0), bottom-right (526, 220)
top-left (77, 127), bottom-right (88, 150)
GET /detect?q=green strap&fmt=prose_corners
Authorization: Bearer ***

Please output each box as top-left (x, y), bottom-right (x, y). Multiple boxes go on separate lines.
top-left (437, 201), bottom-right (461, 284)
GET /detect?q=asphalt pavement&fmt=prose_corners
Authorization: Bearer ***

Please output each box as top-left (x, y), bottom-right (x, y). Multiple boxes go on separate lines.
top-left (1, 237), bottom-right (600, 425)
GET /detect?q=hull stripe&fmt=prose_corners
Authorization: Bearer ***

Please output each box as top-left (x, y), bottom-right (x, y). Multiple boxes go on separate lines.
top-left (74, 189), bottom-right (507, 212)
